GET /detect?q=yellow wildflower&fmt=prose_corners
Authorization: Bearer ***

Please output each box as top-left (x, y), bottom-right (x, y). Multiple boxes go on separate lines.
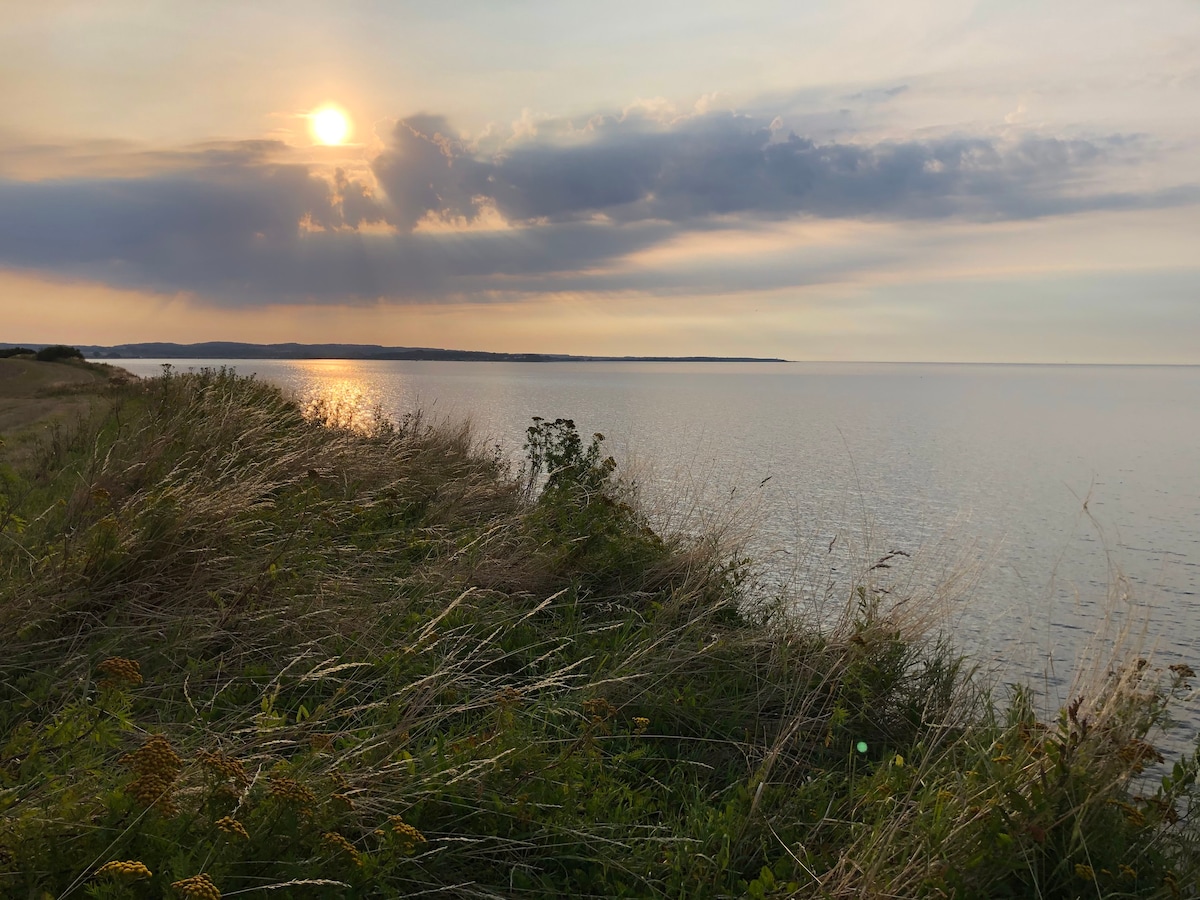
top-left (632, 717), bottom-right (650, 735)
top-left (215, 816), bottom-right (249, 840)
top-left (97, 657), bottom-right (142, 689)
top-left (197, 750), bottom-right (249, 787)
top-left (171, 872), bottom-right (221, 900)
top-left (94, 860), bottom-right (151, 879)
top-left (268, 774), bottom-right (316, 810)
top-left (123, 735), bottom-right (182, 815)
top-left (389, 815), bottom-right (427, 849)
top-left (583, 697), bottom-right (617, 721)
top-left (322, 831), bottom-right (362, 865)
top-left (1074, 864), bottom-right (1095, 881)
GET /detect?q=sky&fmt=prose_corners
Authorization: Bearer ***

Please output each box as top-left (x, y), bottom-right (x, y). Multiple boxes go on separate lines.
top-left (2, 0), bottom-right (1198, 362)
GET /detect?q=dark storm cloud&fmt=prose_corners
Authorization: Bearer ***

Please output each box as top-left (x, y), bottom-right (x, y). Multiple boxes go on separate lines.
top-left (374, 110), bottom-right (1177, 227)
top-left (0, 147), bottom-right (673, 304)
top-left (0, 110), bottom-right (1195, 305)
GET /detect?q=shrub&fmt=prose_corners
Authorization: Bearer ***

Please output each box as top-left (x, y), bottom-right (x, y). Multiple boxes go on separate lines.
top-left (34, 344), bottom-right (84, 362)
top-left (522, 416), bottom-right (668, 592)
top-left (0, 347), bottom-right (36, 358)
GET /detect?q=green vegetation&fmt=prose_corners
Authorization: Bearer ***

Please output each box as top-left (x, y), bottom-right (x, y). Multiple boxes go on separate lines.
top-left (0, 356), bottom-right (130, 470)
top-left (33, 345), bottom-right (86, 363)
top-left (1, 368), bottom-right (1198, 898)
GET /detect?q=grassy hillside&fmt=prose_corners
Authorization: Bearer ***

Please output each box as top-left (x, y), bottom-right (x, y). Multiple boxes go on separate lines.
top-left (0, 356), bottom-right (131, 466)
top-left (1, 368), bottom-right (1198, 898)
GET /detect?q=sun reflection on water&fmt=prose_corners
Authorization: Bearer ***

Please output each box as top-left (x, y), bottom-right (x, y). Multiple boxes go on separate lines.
top-left (293, 361), bottom-right (383, 432)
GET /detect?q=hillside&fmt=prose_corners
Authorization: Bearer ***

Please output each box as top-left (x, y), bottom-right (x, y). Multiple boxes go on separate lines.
top-left (1, 368), bottom-right (1197, 898)
top-left (0, 357), bottom-right (131, 462)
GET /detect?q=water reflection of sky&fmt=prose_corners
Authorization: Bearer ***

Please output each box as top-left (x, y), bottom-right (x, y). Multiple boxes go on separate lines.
top-left (121, 359), bottom-right (1200, 733)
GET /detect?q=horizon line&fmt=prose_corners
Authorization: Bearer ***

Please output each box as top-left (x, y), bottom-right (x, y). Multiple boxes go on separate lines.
top-left (4, 341), bottom-right (1199, 367)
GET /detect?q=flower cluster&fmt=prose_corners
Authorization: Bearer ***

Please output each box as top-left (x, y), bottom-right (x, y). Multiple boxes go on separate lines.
top-left (632, 716), bottom-right (650, 735)
top-left (1119, 738), bottom-right (1165, 774)
top-left (322, 831), bottom-right (362, 865)
top-left (97, 657), bottom-right (142, 689)
top-left (329, 770), bottom-right (355, 808)
top-left (495, 686), bottom-right (522, 708)
top-left (123, 734), bottom-right (182, 815)
top-left (389, 815), bottom-right (427, 849)
top-left (583, 697), bottom-right (617, 722)
top-left (583, 697), bottom-right (617, 736)
top-left (215, 815), bottom-right (249, 840)
top-left (268, 773), bottom-right (316, 810)
top-left (94, 860), bottom-right (152, 879)
top-left (197, 750), bottom-right (249, 787)
top-left (171, 872), bottom-right (221, 899)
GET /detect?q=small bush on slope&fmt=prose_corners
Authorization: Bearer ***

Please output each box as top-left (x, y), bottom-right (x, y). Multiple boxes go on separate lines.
top-left (33, 344), bottom-right (85, 362)
top-left (0, 369), bottom-right (1198, 898)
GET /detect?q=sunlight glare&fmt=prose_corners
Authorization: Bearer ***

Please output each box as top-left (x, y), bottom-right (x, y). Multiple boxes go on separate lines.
top-left (311, 107), bottom-right (351, 145)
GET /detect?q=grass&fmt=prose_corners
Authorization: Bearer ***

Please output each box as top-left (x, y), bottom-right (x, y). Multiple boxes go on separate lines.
top-left (1, 367), bottom-right (1199, 898)
top-left (0, 357), bottom-right (131, 469)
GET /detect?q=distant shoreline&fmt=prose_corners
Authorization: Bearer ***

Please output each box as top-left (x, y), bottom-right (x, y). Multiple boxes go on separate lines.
top-left (1, 341), bottom-right (788, 364)
top-left (7, 343), bottom-right (1199, 367)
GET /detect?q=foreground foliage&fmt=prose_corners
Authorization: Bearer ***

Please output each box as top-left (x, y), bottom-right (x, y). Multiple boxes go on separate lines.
top-left (1, 369), bottom-right (1198, 898)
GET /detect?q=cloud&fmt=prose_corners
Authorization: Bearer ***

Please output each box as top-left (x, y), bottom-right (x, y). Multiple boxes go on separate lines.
top-left (0, 148), bottom-right (675, 303)
top-left (844, 84), bottom-right (910, 102)
top-left (374, 110), bottom-right (1185, 228)
top-left (0, 105), bottom-right (1195, 307)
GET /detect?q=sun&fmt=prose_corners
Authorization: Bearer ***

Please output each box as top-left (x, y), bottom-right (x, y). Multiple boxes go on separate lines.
top-left (311, 106), bottom-right (351, 145)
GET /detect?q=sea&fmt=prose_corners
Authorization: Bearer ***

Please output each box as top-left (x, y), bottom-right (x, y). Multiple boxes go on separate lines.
top-left (114, 359), bottom-right (1200, 722)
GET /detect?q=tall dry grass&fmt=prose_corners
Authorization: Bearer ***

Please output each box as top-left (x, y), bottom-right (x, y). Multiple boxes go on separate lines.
top-left (0, 367), bottom-right (1197, 898)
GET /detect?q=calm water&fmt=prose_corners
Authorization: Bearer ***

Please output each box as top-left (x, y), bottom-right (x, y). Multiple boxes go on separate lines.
top-left (118, 359), bottom-right (1200, 707)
